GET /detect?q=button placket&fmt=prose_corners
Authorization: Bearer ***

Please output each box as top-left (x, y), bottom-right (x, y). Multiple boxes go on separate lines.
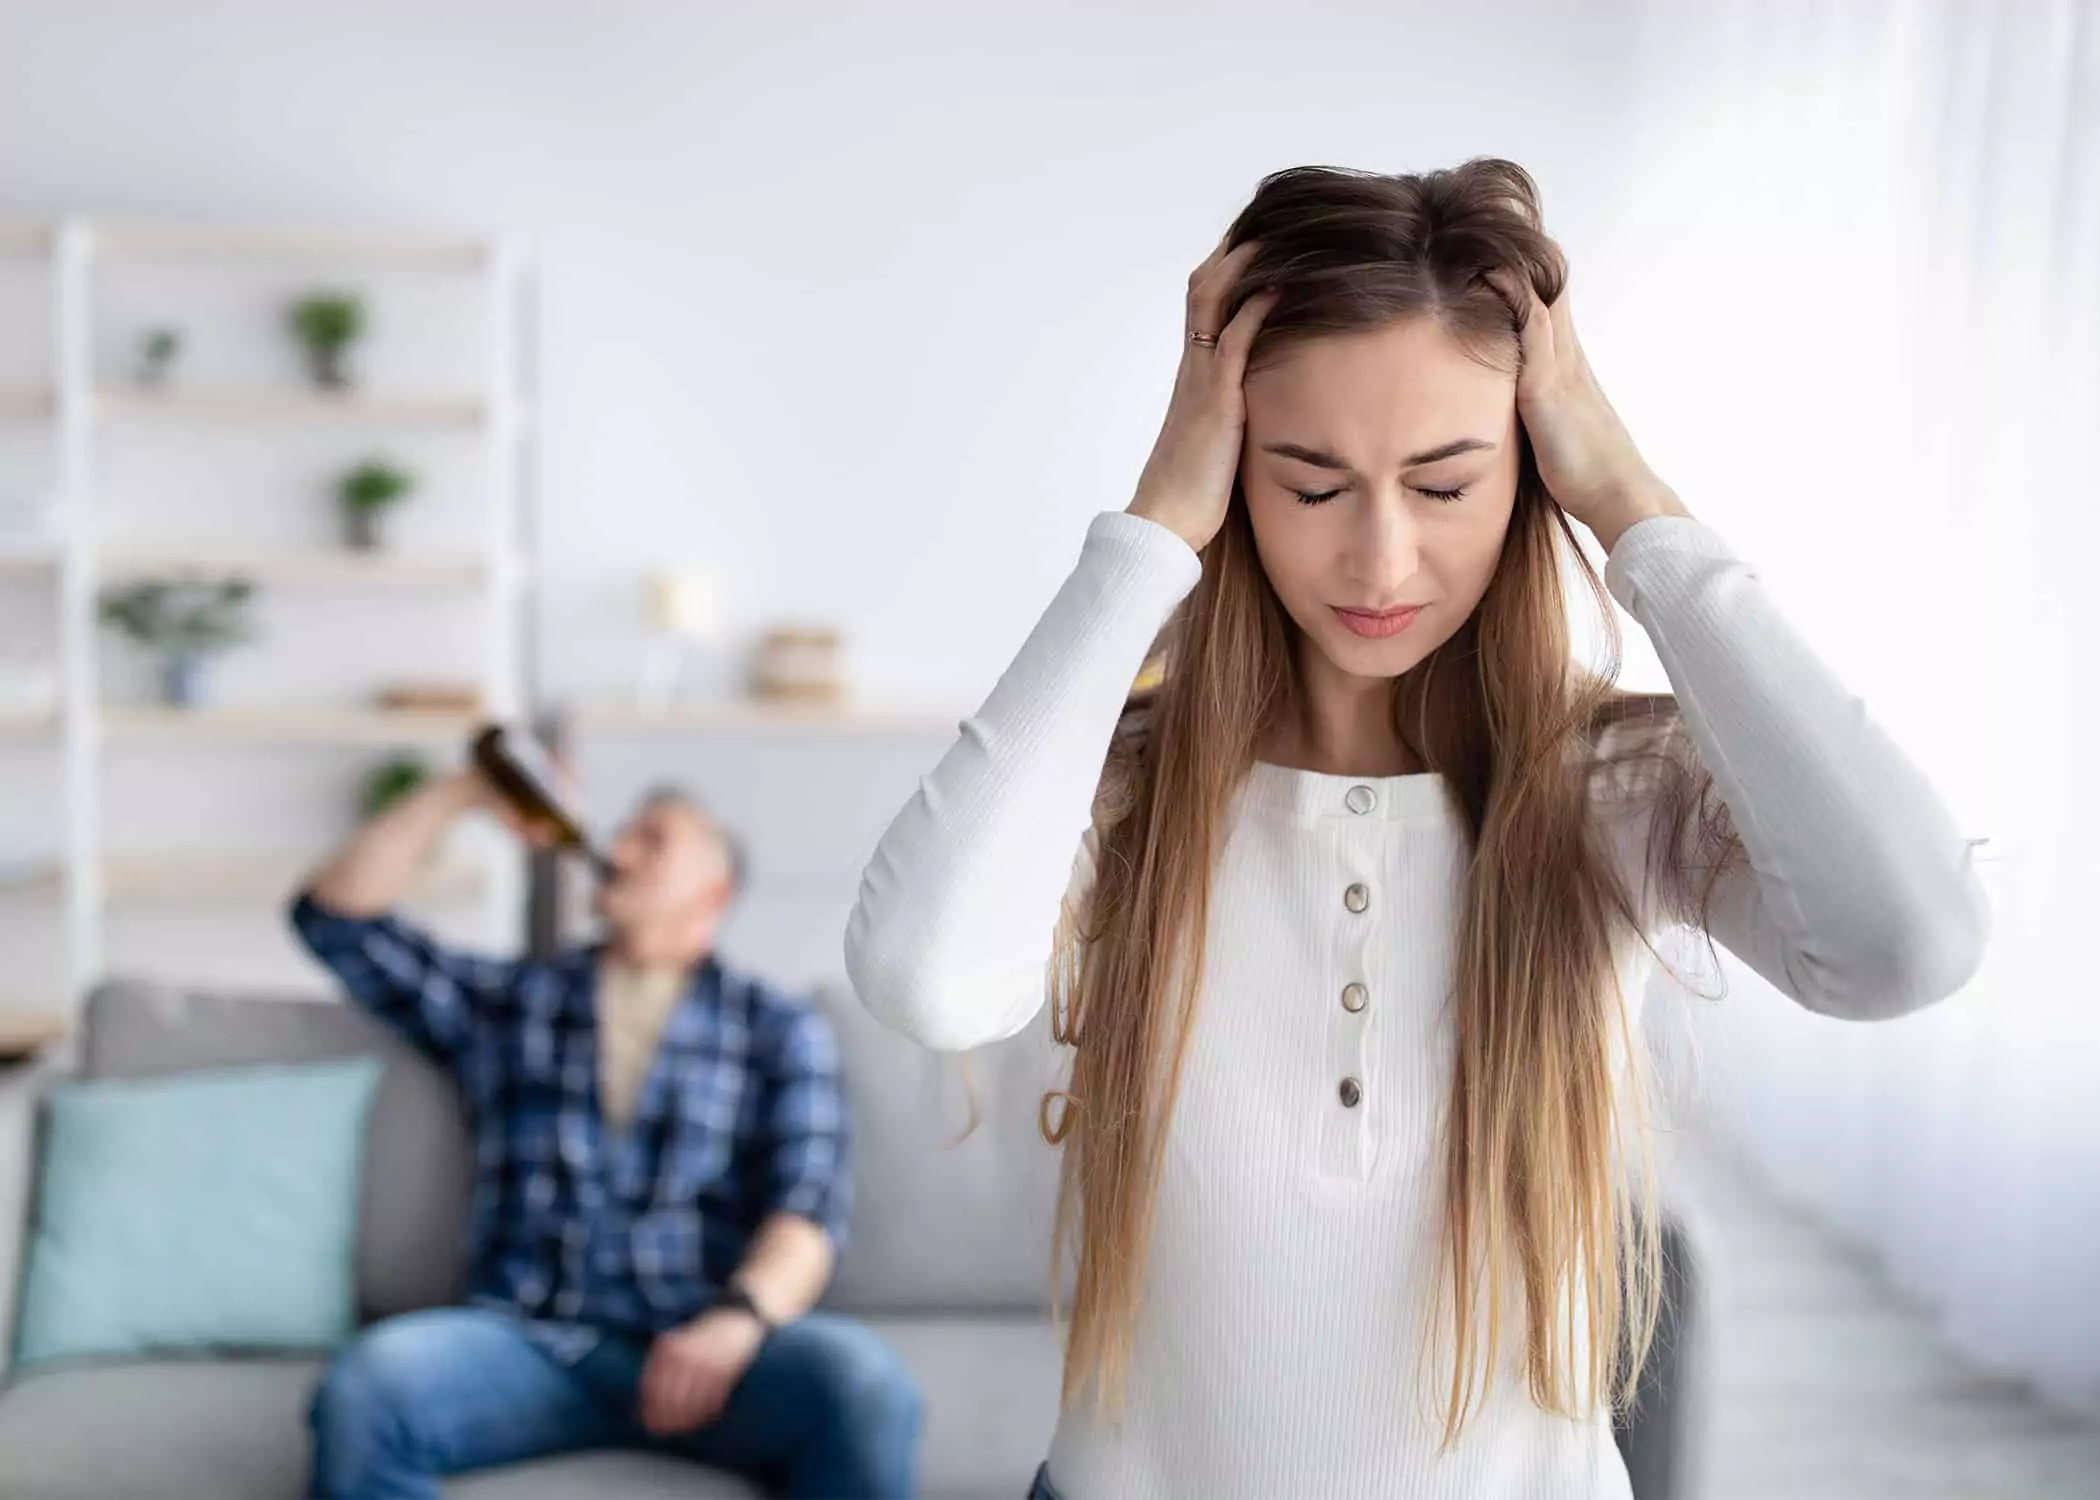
top-left (1320, 806), bottom-right (1380, 1181)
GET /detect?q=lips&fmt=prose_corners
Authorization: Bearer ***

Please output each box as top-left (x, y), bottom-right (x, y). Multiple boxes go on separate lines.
top-left (1332, 604), bottom-right (1425, 640)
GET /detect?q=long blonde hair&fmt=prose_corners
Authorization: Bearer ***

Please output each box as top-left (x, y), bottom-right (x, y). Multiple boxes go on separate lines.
top-left (1042, 160), bottom-right (1741, 1443)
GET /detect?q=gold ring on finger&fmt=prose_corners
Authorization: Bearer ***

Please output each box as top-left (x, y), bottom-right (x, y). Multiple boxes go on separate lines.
top-left (1188, 330), bottom-right (1220, 349)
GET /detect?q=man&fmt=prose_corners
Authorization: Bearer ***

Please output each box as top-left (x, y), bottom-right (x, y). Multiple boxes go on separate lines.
top-left (291, 765), bottom-right (920, 1499)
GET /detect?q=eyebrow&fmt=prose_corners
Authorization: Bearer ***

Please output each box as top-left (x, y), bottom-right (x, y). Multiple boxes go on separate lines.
top-left (1260, 438), bottom-right (1496, 472)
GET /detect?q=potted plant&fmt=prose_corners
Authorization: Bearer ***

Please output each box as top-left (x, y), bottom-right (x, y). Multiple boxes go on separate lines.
top-left (133, 327), bottom-right (183, 389)
top-left (337, 458), bottom-right (416, 550)
top-left (288, 291), bottom-right (366, 391)
top-left (98, 577), bottom-right (257, 708)
top-left (360, 754), bottom-right (431, 819)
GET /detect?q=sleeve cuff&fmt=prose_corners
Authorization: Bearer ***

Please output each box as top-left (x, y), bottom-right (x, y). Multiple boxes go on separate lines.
top-left (1603, 514), bottom-right (1743, 619)
top-left (1083, 510), bottom-right (1204, 603)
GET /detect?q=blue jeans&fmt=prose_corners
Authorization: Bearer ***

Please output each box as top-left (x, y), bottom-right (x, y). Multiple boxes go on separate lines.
top-left (308, 1306), bottom-right (922, 1499)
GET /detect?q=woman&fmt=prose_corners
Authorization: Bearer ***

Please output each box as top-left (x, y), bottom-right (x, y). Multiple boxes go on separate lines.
top-left (845, 160), bottom-right (1988, 1499)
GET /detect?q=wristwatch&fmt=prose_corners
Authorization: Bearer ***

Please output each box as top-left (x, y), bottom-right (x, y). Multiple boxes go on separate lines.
top-left (707, 1283), bottom-right (775, 1335)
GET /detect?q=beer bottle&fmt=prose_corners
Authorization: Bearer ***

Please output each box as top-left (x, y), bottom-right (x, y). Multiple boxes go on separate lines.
top-left (468, 723), bottom-right (615, 879)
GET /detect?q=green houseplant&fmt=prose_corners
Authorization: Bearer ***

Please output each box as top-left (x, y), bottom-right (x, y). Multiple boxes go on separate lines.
top-left (134, 327), bottom-right (183, 389)
top-left (98, 578), bottom-right (257, 708)
top-left (360, 754), bottom-right (431, 819)
top-left (288, 291), bottom-right (367, 391)
top-left (337, 458), bottom-right (416, 550)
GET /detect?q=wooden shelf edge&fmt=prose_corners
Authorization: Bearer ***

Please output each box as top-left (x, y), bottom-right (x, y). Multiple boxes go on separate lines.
top-left (0, 711), bottom-right (59, 739)
top-left (91, 222), bottom-right (488, 268)
top-left (0, 223), bottom-right (51, 257)
top-left (1, 857), bottom-right (485, 906)
top-left (95, 388), bottom-right (486, 426)
top-left (567, 699), bottom-right (964, 736)
top-left (100, 549), bottom-right (488, 589)
top-left (0, 388), bottom-right (56, 419)
top-left (101, 705), bottom-right (482, 745)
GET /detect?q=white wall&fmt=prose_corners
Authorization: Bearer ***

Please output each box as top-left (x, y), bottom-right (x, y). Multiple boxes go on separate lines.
top-left (0, 0), bottom-right (1656, 707)
top-left (0, 0), bottom-right (1661, 986)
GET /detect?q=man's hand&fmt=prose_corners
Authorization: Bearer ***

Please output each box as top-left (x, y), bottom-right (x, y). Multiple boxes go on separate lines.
top-left (637, 1308), bottom-right (765, 1437)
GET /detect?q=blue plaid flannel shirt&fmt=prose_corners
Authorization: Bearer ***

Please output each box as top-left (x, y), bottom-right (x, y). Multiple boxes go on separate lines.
top-left (290, 892), bottom-right (851, 1362)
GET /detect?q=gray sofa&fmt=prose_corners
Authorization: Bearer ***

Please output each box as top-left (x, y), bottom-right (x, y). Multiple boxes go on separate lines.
top-left (0, 979), bottom-right (1066, 1499)
top-left (0, 979), bottom-right (1702, 1499)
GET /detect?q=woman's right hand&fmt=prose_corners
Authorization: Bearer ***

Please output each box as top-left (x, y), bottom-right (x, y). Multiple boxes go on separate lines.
top-left (1126, 239), bottom-right (1278, 553)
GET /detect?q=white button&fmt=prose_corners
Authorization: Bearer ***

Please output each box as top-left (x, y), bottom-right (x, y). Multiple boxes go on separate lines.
top-left (1341, 982), bottom-right (1368, 1013)
top-left (1345, 784), bottom-right (1376, 815)
top-left (1344, 882), bottom-right (1369, 914)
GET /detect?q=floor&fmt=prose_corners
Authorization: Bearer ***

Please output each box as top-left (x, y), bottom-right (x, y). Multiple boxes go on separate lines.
top-left (1665, 1132), bottom-right (2100, 1500)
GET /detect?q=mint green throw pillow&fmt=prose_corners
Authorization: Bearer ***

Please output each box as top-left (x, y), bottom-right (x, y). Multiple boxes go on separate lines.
top-left (13, 1056), bottom-right (383, 1368)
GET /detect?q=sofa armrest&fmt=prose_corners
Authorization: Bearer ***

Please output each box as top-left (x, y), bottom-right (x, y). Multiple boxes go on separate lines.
top-left (0, 1054), bottom-right (68, 1383)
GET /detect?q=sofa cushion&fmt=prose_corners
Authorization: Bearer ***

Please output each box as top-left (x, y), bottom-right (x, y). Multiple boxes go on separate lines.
top-left (14, 1057), bottom-right (381, 1368)
top-left (0, 1315), bottom-right (1063, 1499)
top-left (0, 1356), bottom-right (322, 1498)
top-left (812, 985), bottom-right (1068, 1315)
top-left (80, 980), bottom-right (473, 1322)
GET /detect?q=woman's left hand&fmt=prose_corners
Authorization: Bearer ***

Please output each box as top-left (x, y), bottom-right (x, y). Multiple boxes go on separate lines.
top-left (1488, 271), bottom-right (1690, 551)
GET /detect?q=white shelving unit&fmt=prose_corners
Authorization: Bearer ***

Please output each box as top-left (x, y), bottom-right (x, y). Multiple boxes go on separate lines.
top-left (0, 217), bottom-right (530, 1014)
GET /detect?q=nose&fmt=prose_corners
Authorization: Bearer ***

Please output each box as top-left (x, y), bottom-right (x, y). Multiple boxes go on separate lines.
top-left (1344, 488), bottom-right (1422, 602)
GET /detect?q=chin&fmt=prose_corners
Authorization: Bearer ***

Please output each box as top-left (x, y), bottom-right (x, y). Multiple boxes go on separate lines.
top-left (1313, 623), bottom-right (1441, 681)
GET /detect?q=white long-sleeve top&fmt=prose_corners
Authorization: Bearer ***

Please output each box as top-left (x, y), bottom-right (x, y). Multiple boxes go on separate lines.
top-left (845, 510), bottom-right (1989, 1500)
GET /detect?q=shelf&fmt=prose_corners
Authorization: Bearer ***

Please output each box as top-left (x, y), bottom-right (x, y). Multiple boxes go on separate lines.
top-left (101, 547), bottom-right (487, 590)
top-left (96, 387), bottom-right (486, 428)
top-left (0, 548), bottom-right (59, 575)
top-left (0, 223), bottom-right (50, 258)
top-left (0, 1010), bottom-right (67, 1062)
top-left (0, 710), bottom-right (57, 740)
top-left (569, 698), bottom-right (963, 737)
top-left (92, 222), bottom-right (487, 269)
top-left (0, 388), bottom-right (54, 420)
top-left (0, 862), bottom-right (58, 894)
top-left (102, 704), bottom-right (480, 746)
top-left (0, 856), bottom-right (485, 906)
top-left (106, 854), bottom-right (486, 906)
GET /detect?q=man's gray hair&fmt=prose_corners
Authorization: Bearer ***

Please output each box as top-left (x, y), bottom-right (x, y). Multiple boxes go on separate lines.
top-left (637, 783), bottom-right (747, 894)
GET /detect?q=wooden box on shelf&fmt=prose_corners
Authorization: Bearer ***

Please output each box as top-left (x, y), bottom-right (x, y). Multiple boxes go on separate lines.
top-left (749, 626), bottom-right (845, 704)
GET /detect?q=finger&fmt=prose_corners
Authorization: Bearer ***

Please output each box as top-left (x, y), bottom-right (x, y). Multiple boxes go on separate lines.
top-left (1189, 230), bottom-right (1235, 282)
top-left (685, 1373), bottom-right (724, 1430)
top-left (1545, 282), bottom-right (1585, 374)
top-left (637, 1354), bottom-right (667, 1433)
top-left (668, 1368), bottom-right (711, 1434)
top-left (1484, 268), bottom-right (1554, 375)
top-left (1214, 288), bottom-right (1281, 374)
top-left (1187, 240), bottom-right (1262, 338)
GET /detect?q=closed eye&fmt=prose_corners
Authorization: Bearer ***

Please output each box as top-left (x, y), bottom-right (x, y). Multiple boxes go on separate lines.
top-left (1292, 488), bottom-right (1344, 506)
top-left (1416, 485), bottom-right (1467, 504)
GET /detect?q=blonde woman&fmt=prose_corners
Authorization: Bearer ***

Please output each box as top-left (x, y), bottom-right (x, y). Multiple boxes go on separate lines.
top-left (845, 160), bottom-right (1988, 1499)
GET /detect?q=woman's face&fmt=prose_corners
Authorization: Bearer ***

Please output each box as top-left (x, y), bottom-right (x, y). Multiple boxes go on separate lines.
top-left (1240, 315), bottom-right (1521, 682)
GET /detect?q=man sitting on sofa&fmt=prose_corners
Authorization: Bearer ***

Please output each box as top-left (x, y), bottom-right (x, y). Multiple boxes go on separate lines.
top-left (289, 765), bottom-right (921, 1499)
